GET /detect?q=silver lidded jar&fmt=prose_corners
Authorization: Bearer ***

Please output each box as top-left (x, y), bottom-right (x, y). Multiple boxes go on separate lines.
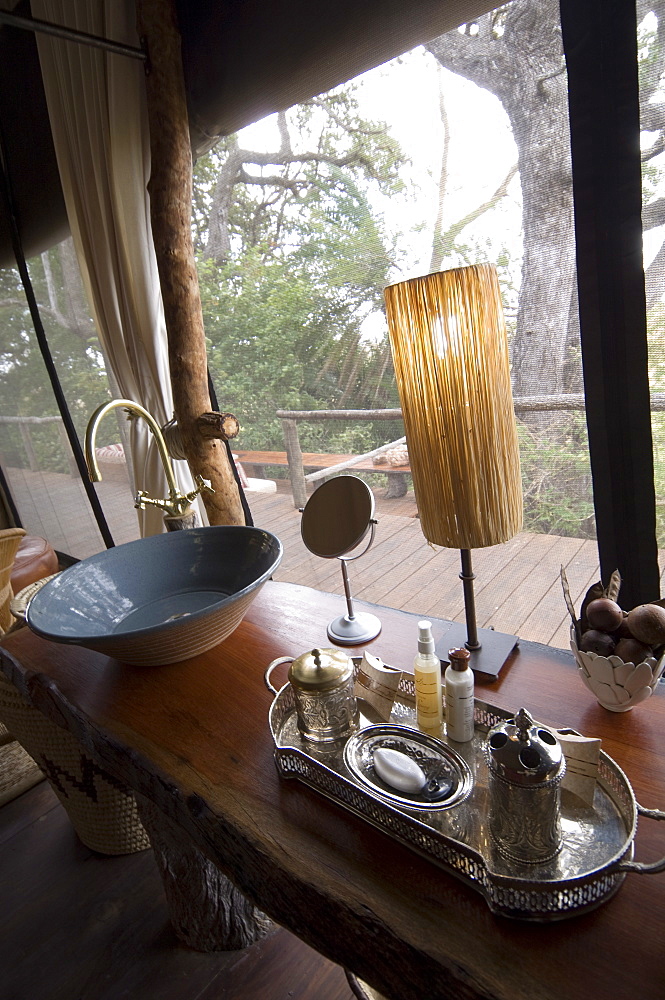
top-left (288, 647), bottom-right (359, 744)
top-left (485, 707), bottom-right (566, 864)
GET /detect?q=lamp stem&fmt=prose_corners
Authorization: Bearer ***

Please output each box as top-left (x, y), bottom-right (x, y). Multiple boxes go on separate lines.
top-left (459, 548), bottom-right (481, 650)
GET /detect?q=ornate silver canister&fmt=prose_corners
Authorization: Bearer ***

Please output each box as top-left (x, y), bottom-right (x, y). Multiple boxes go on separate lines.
top-left (267, 647), bottom-right (359, 744)
top-left (485, 707), bottom-right (566, 864)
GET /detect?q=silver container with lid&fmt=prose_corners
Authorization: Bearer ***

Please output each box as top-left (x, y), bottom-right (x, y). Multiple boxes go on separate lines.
top-left (265, 647), bottom-right (359, 743)
top-left (485, 707), bottom-right (566, 864)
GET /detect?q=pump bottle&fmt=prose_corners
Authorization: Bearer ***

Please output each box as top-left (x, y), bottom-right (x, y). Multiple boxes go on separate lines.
top-left (413, 620), bottom-right (443, 732)
top-left (444, 647), bottom-right (475, 742)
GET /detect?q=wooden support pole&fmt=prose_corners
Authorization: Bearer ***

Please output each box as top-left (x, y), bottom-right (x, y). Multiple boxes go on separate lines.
top-left (135, 0), bottom-right (244, 526)
top-left (281, 418), bottom-right (308, 509)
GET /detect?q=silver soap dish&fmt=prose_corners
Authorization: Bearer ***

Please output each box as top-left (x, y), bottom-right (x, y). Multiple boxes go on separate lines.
top-left (343, 724), bottom-right (472, 811)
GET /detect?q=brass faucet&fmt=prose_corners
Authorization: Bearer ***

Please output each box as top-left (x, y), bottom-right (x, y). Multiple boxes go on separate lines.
top-left (85, 399), bottom-right (212, 519)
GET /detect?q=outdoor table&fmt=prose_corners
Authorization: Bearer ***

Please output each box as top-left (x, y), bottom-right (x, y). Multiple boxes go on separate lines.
top-left (1, 580), bottom-right (664, 1000)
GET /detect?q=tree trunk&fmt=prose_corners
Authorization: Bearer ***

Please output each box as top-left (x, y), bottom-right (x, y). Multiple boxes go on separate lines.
top-left (136, 797), bottom-right (274, 951)
top-left (135, 0), bottom-right (244, 526)
top-left (427, 0), bottom-right (578, 404)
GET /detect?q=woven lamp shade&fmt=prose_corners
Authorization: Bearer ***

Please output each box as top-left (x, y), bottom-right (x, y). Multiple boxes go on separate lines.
top-left (384, 263), bottom-right (522, 550)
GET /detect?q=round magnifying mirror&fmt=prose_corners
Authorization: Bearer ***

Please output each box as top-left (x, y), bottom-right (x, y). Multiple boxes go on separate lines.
top-left (301, 476), bottom-right (381, 645)
top-left (301, 475), bottom-right (374, 558)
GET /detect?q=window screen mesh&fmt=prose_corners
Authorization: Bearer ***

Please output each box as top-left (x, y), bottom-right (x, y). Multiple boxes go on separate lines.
top-left (639, 6), bottom-right (665, 579)
top-left (0, 242), bottom-right (138, 558)
top-left (194, 0), bottom-right (594, 645)
top-left (0, 0), bottom-right (601, 646)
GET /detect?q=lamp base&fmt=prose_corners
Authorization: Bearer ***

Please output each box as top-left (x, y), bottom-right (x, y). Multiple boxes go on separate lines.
top-left (435, 621), bottom-right (518, 679)
top-left (327, 612), bottom-right (382, 645)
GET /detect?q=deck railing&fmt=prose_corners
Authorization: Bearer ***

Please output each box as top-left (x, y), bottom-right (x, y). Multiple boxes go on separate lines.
top-left (0, 415), bottom-right (78, 477)
top-left (6, 391), bottom-right (665, 507)
top-left (276, 395), bottom-right (591, 506)
top-left (276, 393), bottom-right (665, 507)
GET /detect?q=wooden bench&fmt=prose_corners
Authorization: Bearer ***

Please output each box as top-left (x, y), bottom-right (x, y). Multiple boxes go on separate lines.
top-left (234, 450), bottom-right (411, 505)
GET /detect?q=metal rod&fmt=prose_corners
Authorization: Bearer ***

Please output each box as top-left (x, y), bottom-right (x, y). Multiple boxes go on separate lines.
top-left (0, 11), bottom-right (146, 60)
top-left (339, 558), bottom-right (356, 621)
top-left (460, 548), bottom-right (481, 650)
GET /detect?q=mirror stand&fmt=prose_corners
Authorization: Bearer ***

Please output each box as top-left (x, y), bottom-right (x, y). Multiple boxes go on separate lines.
top-left (300, 475), bottom-right (382, 646)
top-left (327, 524), bottom-right (381, 645)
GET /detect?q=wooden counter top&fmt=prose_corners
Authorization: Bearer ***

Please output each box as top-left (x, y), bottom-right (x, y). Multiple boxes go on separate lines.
top-left (2, 581), bottom-right (664, 1000)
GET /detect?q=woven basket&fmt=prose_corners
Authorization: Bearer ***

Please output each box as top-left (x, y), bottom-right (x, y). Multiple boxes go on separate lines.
top-left (0, 527), bottom-right (26, 633)
top-left (0, 717), bottom-right (44, 806)
top-left (0, 673), bottom-right (150, 855)
top-left (8, 573), bottom-right (59, 623)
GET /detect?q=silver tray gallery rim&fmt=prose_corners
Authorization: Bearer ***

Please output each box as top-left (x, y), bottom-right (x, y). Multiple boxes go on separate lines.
top-left (266, 666), bottom-right (655, 920)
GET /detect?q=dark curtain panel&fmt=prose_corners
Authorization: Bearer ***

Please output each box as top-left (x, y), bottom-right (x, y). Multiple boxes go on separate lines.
top-left (560, 0), bottom-right (660, 606)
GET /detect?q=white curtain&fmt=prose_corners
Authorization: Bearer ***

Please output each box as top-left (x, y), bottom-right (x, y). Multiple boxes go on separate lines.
top-left (32, 0), bottom-right (205, 536)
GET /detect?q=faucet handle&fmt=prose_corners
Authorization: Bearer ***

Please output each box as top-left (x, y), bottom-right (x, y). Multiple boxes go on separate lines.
top-left (134, 490), bottom-right (171, 512)
top-left (185, 475), bottom-right (215, 503)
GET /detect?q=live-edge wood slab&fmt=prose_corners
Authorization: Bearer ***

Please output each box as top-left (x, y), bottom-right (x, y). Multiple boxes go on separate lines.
top-left (2, 581), bottom-right (665, 1000)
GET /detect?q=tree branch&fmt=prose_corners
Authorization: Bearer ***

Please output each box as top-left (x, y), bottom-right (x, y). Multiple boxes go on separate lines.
top-left (641, 101), bottom-right (665, 133)
top-left (430, 68), bottom-right (450, 273)
top-left (437, 163), bottom-right (518, 262)
top-left (277, 110), bottom-right (292, 155)
top-left (426, 11), bottom-right (509, 94)
top-left (0, 298), bottom-right (29, 310)
top-left (237, 148), bottom-right (375, 173)
top-left (237, 169), bottom-right (307, 195)
top-left (643, 196), bottom-right (665, 230)
top-left (645, 237), bottom-right (665, 311)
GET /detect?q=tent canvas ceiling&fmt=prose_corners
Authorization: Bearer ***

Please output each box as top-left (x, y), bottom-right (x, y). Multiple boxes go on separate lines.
top-left (0, 0), bottom-right (500, 267)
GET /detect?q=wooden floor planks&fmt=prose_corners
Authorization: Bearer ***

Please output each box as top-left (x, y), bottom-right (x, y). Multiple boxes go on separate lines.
top-left (0, 782), bottom-right (352, 1000)
top-left (7, 466), bottom-right (654, 650)
top-left (255, 491), bottom-right (601, 650)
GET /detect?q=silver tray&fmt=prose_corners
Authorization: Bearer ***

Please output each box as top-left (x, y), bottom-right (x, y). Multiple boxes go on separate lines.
top-left (266, 660), bottom-right (665, 920)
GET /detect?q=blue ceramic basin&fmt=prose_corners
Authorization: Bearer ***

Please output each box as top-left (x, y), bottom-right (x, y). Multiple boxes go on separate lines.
top-left (26, 526), bottom-right (282, 665)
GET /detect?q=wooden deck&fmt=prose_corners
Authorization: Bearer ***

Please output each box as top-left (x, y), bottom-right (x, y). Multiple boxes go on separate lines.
top-left (250, 484), bottom-right (602, 650)
top-left (5, 467), bottom-right (613, 650)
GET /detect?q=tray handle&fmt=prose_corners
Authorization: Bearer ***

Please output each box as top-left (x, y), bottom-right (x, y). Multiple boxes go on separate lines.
top-left (616, 803), bottom-right (665, 874)
top-left (264, 656), bottom-right (293, 696)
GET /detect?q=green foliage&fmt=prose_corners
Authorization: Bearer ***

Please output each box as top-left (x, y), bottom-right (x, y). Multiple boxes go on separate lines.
top-left (518, 416), bottom-right (595, 538)
top-left (0, 252), bottom-right (112, 474)
top-left (196, 85), bottom-right (405, 455)
top-left (647, 303), bottom-right (665, 544)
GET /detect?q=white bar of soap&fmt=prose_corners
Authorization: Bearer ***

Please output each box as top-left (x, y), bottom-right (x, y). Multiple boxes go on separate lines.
top-left (373, 747), bottom-right (426, 794)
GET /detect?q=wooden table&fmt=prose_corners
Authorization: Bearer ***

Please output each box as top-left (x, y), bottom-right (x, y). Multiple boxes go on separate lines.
top-left (1, 581), bottom-right (665, 1000)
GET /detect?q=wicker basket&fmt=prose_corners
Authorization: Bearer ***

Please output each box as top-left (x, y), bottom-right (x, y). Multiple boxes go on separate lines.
top-left (0, 717), bottom-right (44, 806)
top-left (0, 527), bottom-right (26, 633)
top-left (0, 673), bottom-right (149, 855)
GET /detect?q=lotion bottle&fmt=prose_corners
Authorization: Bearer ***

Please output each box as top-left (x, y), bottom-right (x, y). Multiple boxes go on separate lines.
top-left (444, 647), bottom-right (475, 742)
top-left (414, 620), bottom-right (443, 732)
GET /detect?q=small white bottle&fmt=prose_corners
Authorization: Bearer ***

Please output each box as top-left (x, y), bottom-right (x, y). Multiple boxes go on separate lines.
top-left (444, 647), bottom-right (475, 742)
top-left (414, 620), bottom-right (443, 732)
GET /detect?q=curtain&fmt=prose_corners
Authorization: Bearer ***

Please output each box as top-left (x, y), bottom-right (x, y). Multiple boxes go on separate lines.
top-left (560, 0), bottom-right (659, 607)
top-left (31, 0), bottom-right (204, 536)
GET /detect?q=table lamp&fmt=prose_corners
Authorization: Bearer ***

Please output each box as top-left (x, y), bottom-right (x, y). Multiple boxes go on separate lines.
top-left (384, 263), bottom-right (523, 676)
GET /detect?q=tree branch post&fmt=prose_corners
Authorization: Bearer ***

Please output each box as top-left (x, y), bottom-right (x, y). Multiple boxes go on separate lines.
top-left (135, 0), bottom-right (244, 526)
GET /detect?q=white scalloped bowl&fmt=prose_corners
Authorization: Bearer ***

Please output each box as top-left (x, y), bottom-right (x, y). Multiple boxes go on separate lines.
top-left (570, 626), bottom-right (665, 712)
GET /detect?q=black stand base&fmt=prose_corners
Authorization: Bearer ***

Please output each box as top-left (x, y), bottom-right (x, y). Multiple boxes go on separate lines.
top-left (435, 621), bottom-right (518, 679)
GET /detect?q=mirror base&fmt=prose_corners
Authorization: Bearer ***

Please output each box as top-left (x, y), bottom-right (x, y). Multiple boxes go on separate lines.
top-left (327, 612), bottom-right (381, 645)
